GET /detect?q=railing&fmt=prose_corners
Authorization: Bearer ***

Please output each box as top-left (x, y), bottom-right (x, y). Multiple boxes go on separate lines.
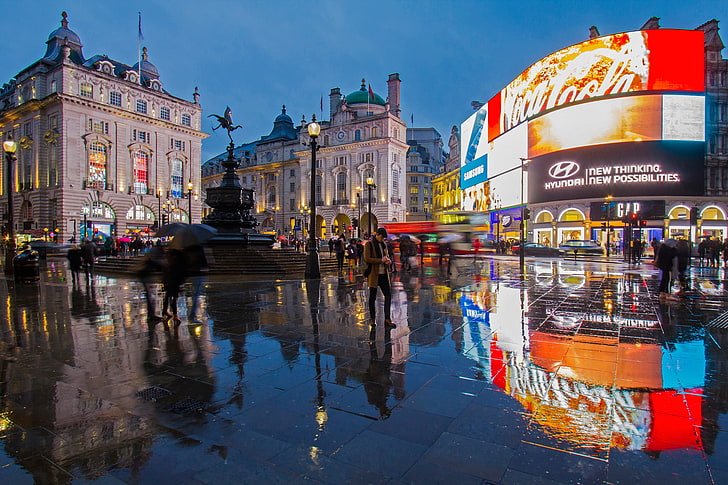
top-left (390, 197), bottom-right (402, 204)
top-left (332, 198), bottom-right (350, 206)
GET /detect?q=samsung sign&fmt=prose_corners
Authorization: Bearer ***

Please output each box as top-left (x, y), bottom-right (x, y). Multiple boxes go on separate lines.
top-left (529, 141), bottom-right (704, 203)
top-left (461, 155), bottom-right (488, 190)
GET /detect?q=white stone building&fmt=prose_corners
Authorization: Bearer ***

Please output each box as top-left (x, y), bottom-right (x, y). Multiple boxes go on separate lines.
top-left (0, 12), bottom-right (207, 243)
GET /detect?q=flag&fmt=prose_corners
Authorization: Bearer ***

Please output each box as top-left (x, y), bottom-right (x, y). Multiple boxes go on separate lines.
top-left (320, 95), bottom-right (323, 113)
top-left (138, 12), bottom-right (144, 41)
top-left (411, 113), bottom-right (414, 125)
top-left (368, 84), bottom-right (375, 102)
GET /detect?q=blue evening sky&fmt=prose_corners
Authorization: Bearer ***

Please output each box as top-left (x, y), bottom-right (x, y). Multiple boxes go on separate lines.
top-left (0, 0), bottom-right (722, 161)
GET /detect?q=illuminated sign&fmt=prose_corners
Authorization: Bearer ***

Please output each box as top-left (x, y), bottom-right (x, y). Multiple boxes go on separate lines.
top-left (487, 29), bottom-right (704, 141)
top-left (529, 141), bottom-right (704, 203)
top-left (461, 155), bottom-right (488, 190)
top-left (589, 200), bottom-right (666, 220)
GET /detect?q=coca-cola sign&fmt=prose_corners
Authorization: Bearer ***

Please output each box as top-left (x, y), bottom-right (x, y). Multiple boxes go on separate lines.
top-left (486, 29), bottom-right (704, 141)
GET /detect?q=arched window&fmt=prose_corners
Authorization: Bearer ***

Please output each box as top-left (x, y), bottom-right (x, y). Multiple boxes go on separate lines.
top-left (88, 142), bottom-right (107, 189)
top-left (133, 151), bottom-right (149, 194)
top-left (170, 158), bottom-right (183, 198)
top-left (337, 172), bottom-right (347, 202)
top-left (126, 205), bottom-right (155, 221)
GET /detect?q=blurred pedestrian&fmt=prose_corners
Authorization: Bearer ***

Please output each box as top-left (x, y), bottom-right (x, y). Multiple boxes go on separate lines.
top-left (81, 238), bottom-right (98, 283)
top-left (162, 248), bottom-right (186, 324)
top-left (185, 244), bottom-right (210, 323)
top-left (656, 238), bottom-right (678, 301)
top-left (399, 236), bottom-right (414, 271)
top-left (364, 227), bottom-right (395, 328)
top-left (675, 238), bottom-right (691, 294)
top-left (335, 235), bottom-right (346, 271)
top-left (473, 237), bottom-right (482, 260)
top-left (66, 244), bottom-right (83, 284)
top-left (135, 245), bottom-right (165, 321)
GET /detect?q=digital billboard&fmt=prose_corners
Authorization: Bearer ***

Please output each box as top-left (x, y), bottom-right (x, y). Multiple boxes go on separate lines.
top-left (528, 141), bottom-right (704, 203)
top-left (487, 29), bottom-right (704, 142)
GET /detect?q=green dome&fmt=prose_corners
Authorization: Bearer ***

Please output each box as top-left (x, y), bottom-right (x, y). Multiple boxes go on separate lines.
top-left (346, 79), bottom-right (386, 106)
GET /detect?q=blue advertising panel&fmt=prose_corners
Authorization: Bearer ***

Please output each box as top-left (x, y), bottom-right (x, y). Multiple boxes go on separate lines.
top-left (460, 155), bottom-right (488, 190)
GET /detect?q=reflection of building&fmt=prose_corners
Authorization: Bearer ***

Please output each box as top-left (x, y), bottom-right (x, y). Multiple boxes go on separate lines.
top-left (459, 18), bottom-right (728, 247)
top-left (202, 76), bottom-right (408, 238)
top-left (0, 12), bottom-right (206, 242)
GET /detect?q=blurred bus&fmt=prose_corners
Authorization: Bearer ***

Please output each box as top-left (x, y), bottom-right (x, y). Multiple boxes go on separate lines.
top-left (379, 221), bottom-right (440, 256)
top-left (438, 211), bottom-right (494, 255)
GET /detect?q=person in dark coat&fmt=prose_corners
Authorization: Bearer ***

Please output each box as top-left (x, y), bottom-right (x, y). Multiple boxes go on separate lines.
top-left (161, 248), bottom-right (186, 324)
top-left (363, 228), bottom-right (395, 328)
top-left (675, 238), bottom-right (691, 294)
top-left (80, 238), bottom-right (98, 283)
top-left (135, 245), bottom-right (165, 321)
top-left (66, 244), bottom-right (83, 284)
top-left (655, 238), bottom-right (678, 300)
top-left (335, 235), bottom-right (346, 272)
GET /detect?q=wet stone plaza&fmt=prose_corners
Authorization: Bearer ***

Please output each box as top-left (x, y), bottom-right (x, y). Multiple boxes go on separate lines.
top-left (2, 255), bottom-right (728, 484)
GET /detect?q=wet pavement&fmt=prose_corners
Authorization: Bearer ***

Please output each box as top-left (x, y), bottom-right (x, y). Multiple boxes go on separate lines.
top-left (1, 255), bottom-right (728, 484)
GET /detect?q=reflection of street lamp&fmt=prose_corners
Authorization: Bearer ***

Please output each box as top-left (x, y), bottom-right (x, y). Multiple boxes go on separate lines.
top-left (187, 181), bottom-right (194, 223)
top-left (300, 207), bottom-right (310, 240)
top-left (366, 176), bottom-right (376, 237)
top-left (305, 116), bottom-right (321, 279)
top-left (3, 135), bottom-right (17, 275)
top-left (519, 157), bottom-right (529, 274)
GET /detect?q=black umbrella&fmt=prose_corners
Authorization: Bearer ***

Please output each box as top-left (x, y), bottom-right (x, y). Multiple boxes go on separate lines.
top-left (169, 224), bottom-right (218, 249)
top-left (156, 223), bottom-right (189, 238)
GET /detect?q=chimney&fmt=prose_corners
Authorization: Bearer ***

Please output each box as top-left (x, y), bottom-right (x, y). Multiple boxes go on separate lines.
top-left (329, 87), bottom-right (341, 120)
top-left (387, 73), bottom-right (401, 119)
top-left (589, 26), bottom-right (600, 39)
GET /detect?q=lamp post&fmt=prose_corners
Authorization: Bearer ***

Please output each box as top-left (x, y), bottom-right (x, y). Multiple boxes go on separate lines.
top-left (3, 135), bottom-right (17, 275)
top-left (366, 176), bottom-right (376, 237)
top-left (187, 181), bottom-right (194, 223)
top-left (305, 115), bottom-right (321, 279)
top-left (603, 195), bottom-right (613, 256)
top-left (156, 188), bottom-right (164, 230)
top-left (519, 157), bottom-right (529, 274)
top-left (355, 188), bottom-right (362, 238)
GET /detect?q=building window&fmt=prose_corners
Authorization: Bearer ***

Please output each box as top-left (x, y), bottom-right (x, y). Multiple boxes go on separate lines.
top-left (336, 156), bottom-right (346, 166)
top-left (392, 169), bottom-right (399, 198)
top-left (170, 158), bottom-right (183, 198)
top-left (160, 106), bottom-right (170, 120)
top-left (410, 186), bottom-right (419, 193)
top-left (315, 175), bottom-right (323, 203)
top-left (289, 199), bottom-right (295, 211)
top-left (172, 139), bottom-right (185, 151)
top-left (136, 99), bottom-right (147, 114)
top-left (48, 143), bottom-right (58, 187)
top-left (337, 172), bottom-right (347, 201)
top-left (88, 119), bottom-right (109, 134)
top-left (88, 142), bottom-right (107, 189)
top-left (133, 151), bottom-right (149, 194)
top-left (267, 187), bottom-right (276, 207)
top-left (372, 126), bottom-right (379, 138)
top-left (133, 130), bottom-right (150, 143)
top-left (290, 169), bottom-right (295, 177)
top-left (290, 182), bottom-right (295, 192)
top-left (181, 114), bottom-right (191, 126)
top-left (410, 176), bottom-right (418, 183)
top-left (109, 91), bottom-right (122, 106)
top-left (48, 115), bottom-right (58, 130)
top-left (50, 80), bottom-right (57, 93)
top-left (80, 82), bottom-right (93, 98)
top-left (241, 176), bottom-right (247, 184)
top-left (410, 196), bottom-right (419, 205)
top-left (355, 130), bottom-right (361, 140)
top-left (126, 205), bottom-right (155, 221)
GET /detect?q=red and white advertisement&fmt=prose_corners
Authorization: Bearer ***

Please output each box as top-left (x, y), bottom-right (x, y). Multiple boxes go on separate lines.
top-left (487, 29), bottom-right (704, 141)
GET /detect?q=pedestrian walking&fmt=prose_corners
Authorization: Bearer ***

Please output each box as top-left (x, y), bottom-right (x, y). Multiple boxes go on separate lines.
top-left (66, 244), bottom-right (83, 284)
top-left (135, 245), bottom-right (165, 321)
top-left (399, 236), bottom-right (414, 271)
top-left (328, 237), bottom-right (335, 257)
top-left (656, 238), bottom-right (678, 301)
top-left (364, 227), bottom-right (395, 328)
top-left (675, 238), bottom-right (691, 294)
top-left (162, 248), bottom-right (186, 324)
top-left (335, 235), bottom-right (346, 272)
top-left (80, 238), bottom-right (98, 283)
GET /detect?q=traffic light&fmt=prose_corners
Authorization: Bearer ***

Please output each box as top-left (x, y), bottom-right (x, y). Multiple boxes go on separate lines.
top-left (352, 218), bottom-right (359, 228)
top-left (690, 207), bottom-right (699, 225)
top-left (630, 213), bottom-right (638, 225)
top-left (639, 220), bottom-right (647, 227)
top-left (523, 208), bottom-right (531, 220)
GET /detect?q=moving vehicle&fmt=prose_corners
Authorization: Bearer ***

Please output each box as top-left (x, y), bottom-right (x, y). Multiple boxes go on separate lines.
top-left (558, 240), bottom-right (605, 256)
top-left (512, 242), bottom-right (561, 257)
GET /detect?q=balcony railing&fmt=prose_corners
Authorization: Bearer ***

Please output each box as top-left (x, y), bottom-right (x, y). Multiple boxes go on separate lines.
top-left (332, 198), bottom-right (350, 206)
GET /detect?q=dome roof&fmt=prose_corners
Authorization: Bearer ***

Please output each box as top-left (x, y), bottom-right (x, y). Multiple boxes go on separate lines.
top-left (274, 105), bottom-right (293, 124)
top-left (346, 79), bottom-right (386, 106)
top-left (132, 47), bottom-right (159, 79)
top-left (46, 11), bottom-right (82, 46)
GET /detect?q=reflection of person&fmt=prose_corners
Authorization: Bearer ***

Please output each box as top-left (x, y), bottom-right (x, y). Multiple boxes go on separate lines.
top-left (656, 238), bottom-right (678, 301)
top-left (364, 327), bottom-right (394, 419)
top-left (136, 245), bottom-right (165, 322)
top-left (364, 228), bottom-right (395, 328)
top-left (185, 245), bottom-right (209, 323)
top-left (675, 239), bottom-right (691, 294)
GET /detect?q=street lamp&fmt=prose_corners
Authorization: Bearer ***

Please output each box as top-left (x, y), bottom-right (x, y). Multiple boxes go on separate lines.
top-left (161, 199), bottom-right (176, 226)
top-left (355, 187), bottom-right (362, 238)
top-left (305, 115), bottom-right (321, 279)
top-left (603, 195), bottom-right (613, 256)
top-left (3, 135), bottom-right (17, 275)
top-left (519, 157), bottom-right (530, 274)
top-left (366, 176), bottom-right (376, 237)
top-left (187, 181), bottom-right (194, 223)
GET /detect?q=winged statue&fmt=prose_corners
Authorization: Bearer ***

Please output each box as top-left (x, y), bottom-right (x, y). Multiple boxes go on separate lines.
top-left (209, 106), bottom-right (242, 142)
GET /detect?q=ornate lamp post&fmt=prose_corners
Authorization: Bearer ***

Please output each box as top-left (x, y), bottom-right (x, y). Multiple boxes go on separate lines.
top-left (603, 194), bottom-right (613, 256)
top-left (187, 181), bottom-right (194, 223)
top-left (305, 115), bottom-right (321, 279)
top-left (156, 188), bottom-right (163, 230)
top-left (355, 187), bottom-right (362, 238)
top-left (3, 135), bottom-right (17, 275)
top-left (366, 176), bottom-right (376, 237)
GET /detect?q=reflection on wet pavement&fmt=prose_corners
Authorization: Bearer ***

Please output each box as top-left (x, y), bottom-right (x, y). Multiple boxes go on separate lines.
top-left (1, 256), bottom-right (728, 483)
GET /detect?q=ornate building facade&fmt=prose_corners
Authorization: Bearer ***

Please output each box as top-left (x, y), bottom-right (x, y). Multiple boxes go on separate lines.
top-left (432, 125), bottom-right (461, 217)
top-left (405, 127), bottom-right (444, 220)
top-left (0, 12), bottom-right (206, 243)
top-left (202, 75), bottom-right (408, 239)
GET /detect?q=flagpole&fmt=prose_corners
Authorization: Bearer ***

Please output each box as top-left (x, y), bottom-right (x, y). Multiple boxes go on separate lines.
top-left (137, 12), bottom-right (143, 86)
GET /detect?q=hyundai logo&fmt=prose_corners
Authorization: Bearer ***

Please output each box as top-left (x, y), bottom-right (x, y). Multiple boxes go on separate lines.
top-left (548, 161), bottom-right (580, 179)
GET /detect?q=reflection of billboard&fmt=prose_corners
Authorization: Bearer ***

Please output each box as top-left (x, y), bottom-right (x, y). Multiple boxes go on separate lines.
top-left (529, 141), bottom-right (704, 203)
top-left (487, 29), bottom-right (704, 141)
